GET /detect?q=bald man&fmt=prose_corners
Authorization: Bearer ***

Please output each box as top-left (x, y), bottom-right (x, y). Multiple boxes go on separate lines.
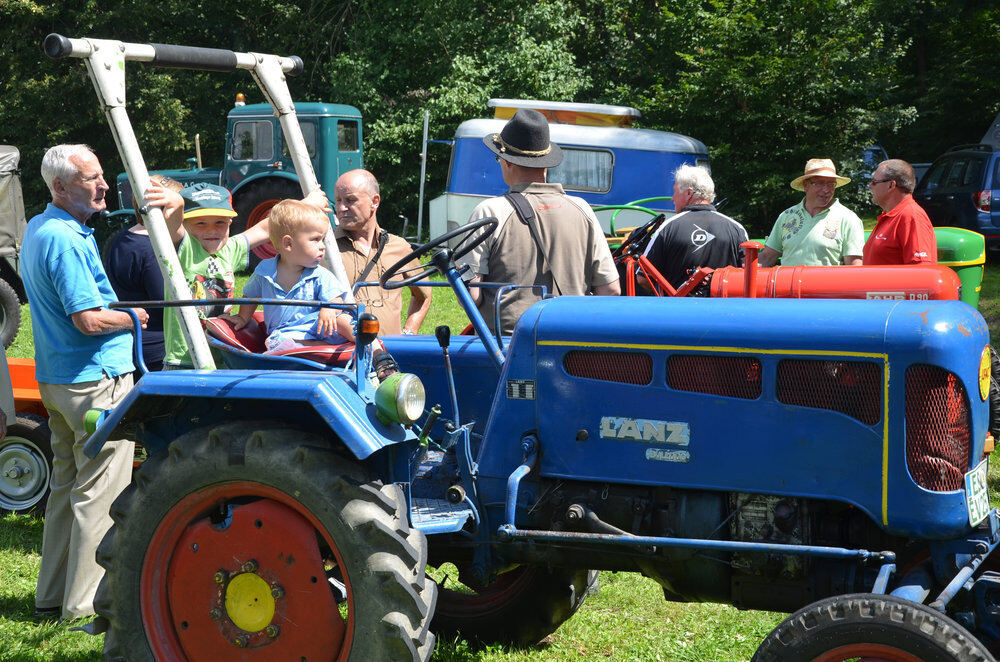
top-left (334, 169), bottom-right (430, 335)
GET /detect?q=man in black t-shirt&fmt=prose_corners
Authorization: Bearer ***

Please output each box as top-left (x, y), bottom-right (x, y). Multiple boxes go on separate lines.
top-left (642, 164), bottom-right (748, 292)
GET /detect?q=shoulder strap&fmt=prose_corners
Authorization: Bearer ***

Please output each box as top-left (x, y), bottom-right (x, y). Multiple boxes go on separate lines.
top-left (504, 191), bottom-right (563, 296)
top-left (353, 229), bottom-right (390, 294)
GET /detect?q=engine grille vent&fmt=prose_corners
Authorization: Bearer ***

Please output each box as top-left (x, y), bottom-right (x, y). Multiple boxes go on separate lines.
top-left (667, 354), bottom-right (762, 399)
top-left (905, 364), bottom-right (970, 492)
top-left (776, 360), bottom-right (882, 425)
top-left (563, 350), bottom-right (652, 385)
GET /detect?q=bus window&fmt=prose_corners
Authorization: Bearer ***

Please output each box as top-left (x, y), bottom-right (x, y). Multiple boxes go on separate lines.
top-left (548, 148), bottom-right (613, 192)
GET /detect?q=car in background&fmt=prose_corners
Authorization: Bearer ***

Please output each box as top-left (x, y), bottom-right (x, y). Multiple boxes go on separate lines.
top-left (913, 144), bottom-right (1000, 249)
top-left (911, 162), bottom-right (931, 183)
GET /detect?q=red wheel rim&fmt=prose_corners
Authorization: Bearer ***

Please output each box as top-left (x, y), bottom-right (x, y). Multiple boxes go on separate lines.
top-left (436, 565), bottom-right (532, 616)
top-left (141, 482), bottom-right (352, 661)
top-left (811, 643), bottom-right (924, 662)
top-left (247, 200), bottom-right (280, 260)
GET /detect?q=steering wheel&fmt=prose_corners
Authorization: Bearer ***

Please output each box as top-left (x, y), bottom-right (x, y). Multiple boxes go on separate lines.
top-left (612, 213), bottom-right (667, 259)
top-left (380, 216), bottom-right (498, 289)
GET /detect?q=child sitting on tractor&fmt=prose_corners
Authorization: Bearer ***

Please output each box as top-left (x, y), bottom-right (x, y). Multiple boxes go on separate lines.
top-left (224, 199), bottom-right (355, 350)
top-left (159, 182), bottom-right (328, 368)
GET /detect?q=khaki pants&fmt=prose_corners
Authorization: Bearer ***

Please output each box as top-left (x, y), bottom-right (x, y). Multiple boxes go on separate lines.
top-left (35, 374), bottom-right (134, 619)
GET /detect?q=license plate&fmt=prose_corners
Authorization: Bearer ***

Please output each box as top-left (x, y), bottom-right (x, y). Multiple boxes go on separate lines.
top-left (965, 458), bottom-right (990, 527)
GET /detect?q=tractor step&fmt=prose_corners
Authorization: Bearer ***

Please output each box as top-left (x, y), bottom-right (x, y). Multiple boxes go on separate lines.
top-left (410, 497), bottom-right (474, 535)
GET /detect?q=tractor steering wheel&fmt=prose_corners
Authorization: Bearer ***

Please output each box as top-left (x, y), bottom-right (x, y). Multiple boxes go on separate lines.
top-left (380, 217), bottom-right (498, 290)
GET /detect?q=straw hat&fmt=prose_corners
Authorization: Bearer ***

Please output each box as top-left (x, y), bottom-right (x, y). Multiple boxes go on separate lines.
top-left (790, 158), bottom-right (851, 191)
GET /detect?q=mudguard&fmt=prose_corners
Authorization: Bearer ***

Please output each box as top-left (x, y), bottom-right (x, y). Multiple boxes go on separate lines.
top-left (230, 170), bottom-right (300, 197)
top-left (83, 368), bottom-right (412, 460)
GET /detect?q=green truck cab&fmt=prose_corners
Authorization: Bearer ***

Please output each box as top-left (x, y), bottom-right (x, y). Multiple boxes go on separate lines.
top-left (113, 101), bottom-right (363, 259)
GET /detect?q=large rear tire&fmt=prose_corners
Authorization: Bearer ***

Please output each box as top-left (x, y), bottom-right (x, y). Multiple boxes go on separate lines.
top-left (232, 179), bottom-right (303, 267)
top-left (0, 277), bottom-right (22, 349)
top-left (0, 414), bottom-right (51, 516)
top-left (431, 564), bottom-right (596, 646)
top-left (96, 421), bottom-right (436, 661)
top-left (752, 593), bottom-right (993, 662)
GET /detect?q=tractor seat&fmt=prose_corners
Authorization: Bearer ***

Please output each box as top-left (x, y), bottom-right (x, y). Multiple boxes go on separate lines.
top-left (204, 313), bottom-right (355, 368)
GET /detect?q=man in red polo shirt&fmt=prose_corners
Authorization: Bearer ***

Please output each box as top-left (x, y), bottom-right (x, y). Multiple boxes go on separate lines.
top-left (862, 159), bottom-right (937, 264)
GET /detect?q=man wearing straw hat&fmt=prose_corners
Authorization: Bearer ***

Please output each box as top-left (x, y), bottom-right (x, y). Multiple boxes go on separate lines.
top-left (461, 109), bottom-right (620, 334)
top-left (759, 158), bottom-right (864, 267)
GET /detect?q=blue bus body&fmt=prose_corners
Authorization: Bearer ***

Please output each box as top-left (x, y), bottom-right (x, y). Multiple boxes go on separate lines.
top-left (429, 109), bottom-right (709, 237)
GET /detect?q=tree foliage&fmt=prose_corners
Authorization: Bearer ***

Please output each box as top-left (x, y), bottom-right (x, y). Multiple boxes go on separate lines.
top-left (1, 0), bottom-right (997, 234)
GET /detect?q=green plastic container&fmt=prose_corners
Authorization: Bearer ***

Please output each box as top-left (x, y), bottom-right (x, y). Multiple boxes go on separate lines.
top-left (932, 227), bottom-right (986, 308)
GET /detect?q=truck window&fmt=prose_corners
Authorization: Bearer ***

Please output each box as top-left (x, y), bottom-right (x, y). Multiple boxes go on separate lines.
top-left (338, 120), bottom-right (359, 152)
top-left (232, 121), bottom-right (274, 161)
top-left (281, 121), bottom-right (317, 159)
top-left (548, 148), bottom-right (613, 192)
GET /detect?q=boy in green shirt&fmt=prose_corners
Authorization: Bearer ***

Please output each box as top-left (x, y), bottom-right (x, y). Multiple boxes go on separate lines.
top-left (162, 183), bottom-right (328, 368)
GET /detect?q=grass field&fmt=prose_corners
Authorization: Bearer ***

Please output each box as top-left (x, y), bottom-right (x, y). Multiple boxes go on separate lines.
top-left (1, 263), bottom-right (998, 660)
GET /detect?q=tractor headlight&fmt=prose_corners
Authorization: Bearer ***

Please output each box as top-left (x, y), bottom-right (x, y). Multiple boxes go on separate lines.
top-left (375, 373), bottom-right (426, 426)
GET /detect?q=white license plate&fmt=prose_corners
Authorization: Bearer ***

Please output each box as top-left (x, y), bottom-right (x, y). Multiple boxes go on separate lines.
top-left (965, 458), bottom-right (990, 527)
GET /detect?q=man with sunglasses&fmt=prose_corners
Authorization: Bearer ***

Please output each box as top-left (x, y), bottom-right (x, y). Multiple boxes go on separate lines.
top-left (863, 159), bottom-right (937, 265)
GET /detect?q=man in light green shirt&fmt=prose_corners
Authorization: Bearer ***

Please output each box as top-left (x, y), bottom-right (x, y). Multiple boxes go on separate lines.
top-left (759, 159), bottom-right (864, 267)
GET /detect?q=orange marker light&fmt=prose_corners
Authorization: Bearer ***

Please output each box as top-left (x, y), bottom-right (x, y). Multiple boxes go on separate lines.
top-left (359, 317), bottom-right (379, 336)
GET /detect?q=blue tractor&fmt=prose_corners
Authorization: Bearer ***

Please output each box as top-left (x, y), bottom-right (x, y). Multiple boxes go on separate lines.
top-left (82, 216), bottom-right (1000, 661)
top-left (47, 33), bottom-right (999, 662)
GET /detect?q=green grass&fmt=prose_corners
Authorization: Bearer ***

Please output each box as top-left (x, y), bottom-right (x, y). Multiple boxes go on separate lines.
top-left (2, 263), bottom-right (999, 660)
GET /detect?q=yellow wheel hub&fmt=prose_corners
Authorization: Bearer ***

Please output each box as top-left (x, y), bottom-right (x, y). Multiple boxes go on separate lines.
top-left (224, 572), bottom-right (275, 632)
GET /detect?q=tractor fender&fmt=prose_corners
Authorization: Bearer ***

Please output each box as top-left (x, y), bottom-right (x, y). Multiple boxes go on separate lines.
top-left (83, 369), bottom-right (411, 461)
top-left (230, 171), bottom-right (300, 198)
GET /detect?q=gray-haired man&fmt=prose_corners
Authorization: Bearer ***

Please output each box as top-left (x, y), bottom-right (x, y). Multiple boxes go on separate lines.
top-left (642, 164), bottom-right (748, 290)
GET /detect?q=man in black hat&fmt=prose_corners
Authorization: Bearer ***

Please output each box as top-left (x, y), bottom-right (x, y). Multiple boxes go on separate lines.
top-left (460, 108), bottom-right (620, 334)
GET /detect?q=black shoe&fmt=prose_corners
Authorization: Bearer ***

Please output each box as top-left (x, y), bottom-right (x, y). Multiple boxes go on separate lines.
top-left (33, 606), bottom-right (60, 620)
top-left (372, 350), bottom-right (400, 382)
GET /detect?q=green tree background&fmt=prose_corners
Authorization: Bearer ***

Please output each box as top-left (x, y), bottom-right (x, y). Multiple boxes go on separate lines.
top-left (2, 0), bottom-right (998, 237)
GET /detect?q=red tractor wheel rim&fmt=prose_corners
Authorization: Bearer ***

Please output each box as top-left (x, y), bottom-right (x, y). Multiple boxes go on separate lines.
top-left (437, 565), bottom-right (533, 615)
top-left (811, 644), bottom-right (923, 662)
top-left (141, 482), bottom-right (353, 661)
top-left (247, 200), bottom-right (279, 260)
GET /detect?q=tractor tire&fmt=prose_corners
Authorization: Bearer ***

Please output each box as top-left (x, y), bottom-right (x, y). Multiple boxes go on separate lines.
top-left (95, 421), bottom-right (436, 662)
top-left (989, 345), bottom-right (1000, 442)
top-left (431, 564), bottom-right (597, 646)
top-left (0, 414), bottom-right (52, 516)
top-left (752, 593), bottom-right (993, 662)
top-left (232, 178), bottom-right (303, 267)
top-left (0, 277), bottom-right (21, 349)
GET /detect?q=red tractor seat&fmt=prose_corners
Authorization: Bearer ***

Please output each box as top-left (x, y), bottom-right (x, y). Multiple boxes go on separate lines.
top-left (204, 313), bottom-right (354, 368)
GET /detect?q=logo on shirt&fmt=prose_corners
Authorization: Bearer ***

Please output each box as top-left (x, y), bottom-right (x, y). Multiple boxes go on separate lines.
top-left (690, 224), bottom-right (716, 253)
top-left (781, 213), bottom-right (805, 242)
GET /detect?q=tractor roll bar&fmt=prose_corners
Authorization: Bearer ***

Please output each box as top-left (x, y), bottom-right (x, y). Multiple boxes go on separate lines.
top-left (44, 34), bottom-right (351, 370)
top-left (43, 34), bottom-right (303, 76)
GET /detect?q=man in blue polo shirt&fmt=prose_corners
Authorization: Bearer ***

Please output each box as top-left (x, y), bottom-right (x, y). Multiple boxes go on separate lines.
top-left (23, 144), bottom-right (149, 622)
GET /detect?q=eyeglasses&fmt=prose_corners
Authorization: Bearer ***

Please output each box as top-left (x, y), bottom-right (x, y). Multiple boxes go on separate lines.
top-left (868, 178), bottom-right (893, 187)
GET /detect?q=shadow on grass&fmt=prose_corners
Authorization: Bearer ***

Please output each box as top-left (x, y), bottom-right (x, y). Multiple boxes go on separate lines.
top-left (0, 594), bottom-right (104, 661)
top-left (0, 591), bottom-right (36, 623)
top-left (0, 513), bottom-right (44, 553)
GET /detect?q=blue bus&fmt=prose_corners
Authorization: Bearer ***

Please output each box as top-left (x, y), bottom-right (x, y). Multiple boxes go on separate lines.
top-left (428, 99), bottom-right (710, 237)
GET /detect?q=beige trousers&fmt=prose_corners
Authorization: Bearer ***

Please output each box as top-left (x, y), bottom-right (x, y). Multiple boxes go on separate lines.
top-left (35, 373), bottom-right (134, 619)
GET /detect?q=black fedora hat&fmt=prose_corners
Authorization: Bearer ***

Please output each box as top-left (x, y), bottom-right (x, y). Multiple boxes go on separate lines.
top-left (483, 108), bottom-right (563, 168)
